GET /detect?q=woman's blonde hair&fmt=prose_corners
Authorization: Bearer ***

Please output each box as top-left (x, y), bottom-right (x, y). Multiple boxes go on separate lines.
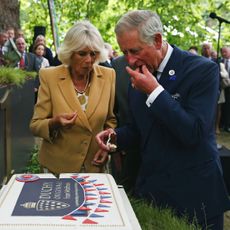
top-left (58, 20), bottom-right (107, 65)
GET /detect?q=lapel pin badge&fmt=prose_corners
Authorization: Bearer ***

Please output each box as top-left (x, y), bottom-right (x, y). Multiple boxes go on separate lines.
top-left (169, 69), bottom-right (176, 80)
top-left (171, 93), bottom-right (180, 100)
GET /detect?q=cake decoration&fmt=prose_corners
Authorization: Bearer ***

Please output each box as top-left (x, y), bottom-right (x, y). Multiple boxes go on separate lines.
top-left (0, 173), bottom-right (136, 229)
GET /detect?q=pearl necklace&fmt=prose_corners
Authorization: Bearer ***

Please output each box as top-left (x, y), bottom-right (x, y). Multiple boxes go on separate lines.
top-left (73, 73), bottom-right (90, 94)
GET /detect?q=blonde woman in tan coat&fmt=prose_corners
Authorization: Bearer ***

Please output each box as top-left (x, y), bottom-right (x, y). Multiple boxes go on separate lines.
top-left (30, 21), bottom-right (116, 174)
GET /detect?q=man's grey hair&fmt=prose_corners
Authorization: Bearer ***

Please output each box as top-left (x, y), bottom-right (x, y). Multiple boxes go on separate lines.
top-left (115, 10), bottom-right (163, 45)
top-left (201, 42), bottom-right (212, 49)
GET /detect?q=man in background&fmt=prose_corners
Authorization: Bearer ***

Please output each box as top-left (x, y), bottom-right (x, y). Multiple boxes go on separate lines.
top-left (15, 37), bottom-right (40, 72)
top-left (221, 46), bottom-right (230, 132)
top-left (0, 30), bottom-right (8, 66)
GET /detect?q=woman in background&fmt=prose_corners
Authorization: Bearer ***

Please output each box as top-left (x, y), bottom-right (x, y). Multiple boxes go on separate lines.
top-left (30, 34), bottom-right (54, 65)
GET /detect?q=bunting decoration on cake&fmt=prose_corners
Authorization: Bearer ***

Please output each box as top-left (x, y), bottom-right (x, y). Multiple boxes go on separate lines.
top-left (62, 174), bottom-right (113, 225)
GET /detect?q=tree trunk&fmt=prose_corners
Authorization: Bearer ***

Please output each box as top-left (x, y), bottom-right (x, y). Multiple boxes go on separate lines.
top-left (0, 0), bottom-right (20, 31)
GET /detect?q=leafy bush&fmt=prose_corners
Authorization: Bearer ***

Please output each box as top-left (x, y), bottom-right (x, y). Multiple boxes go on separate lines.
top-left (0, 67), bottom-right (36, 86)
top-left (24, 145), bottom-right (41, 173)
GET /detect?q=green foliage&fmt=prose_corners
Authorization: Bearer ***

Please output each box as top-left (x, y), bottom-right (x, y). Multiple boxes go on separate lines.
top-left (20, 0), bottom-right (230, 55)
top-left (24, 145), bottom-right (41, 174)
top-left (2, 51), bottom-right (20, 68)
top-left (0, 67), bottom-right (36, 86)
top-left (130, 198), bottom-right (202, 230)
top-left (20, 0), bottom-right (51, 48)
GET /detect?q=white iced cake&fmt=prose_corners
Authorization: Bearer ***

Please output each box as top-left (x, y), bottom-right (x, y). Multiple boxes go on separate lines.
top-left (0, 173), bottom-right (133, 230)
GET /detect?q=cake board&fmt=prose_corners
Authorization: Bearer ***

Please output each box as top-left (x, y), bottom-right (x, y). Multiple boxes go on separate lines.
top-left (0, 173), bottom-right (140, 230)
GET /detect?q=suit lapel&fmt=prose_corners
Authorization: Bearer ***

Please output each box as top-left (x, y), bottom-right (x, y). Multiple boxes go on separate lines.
top-left (57, 66), bottom-right (92, 131)
top-left (86, 66), bottom-right (105, 119)
top-left (141, 47), bottom-right (184, 147)
top-left (159, 46), bottom-right (183, 93)
top-left (25, 53), bottom-right (29, 69)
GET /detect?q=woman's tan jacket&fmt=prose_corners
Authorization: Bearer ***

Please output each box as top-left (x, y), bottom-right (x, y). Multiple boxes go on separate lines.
top-left (30, 64), bottom-right (117, 173)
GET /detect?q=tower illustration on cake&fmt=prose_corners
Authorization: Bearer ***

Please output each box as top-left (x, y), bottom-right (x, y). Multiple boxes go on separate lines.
top-left (20, 200), bottom-right (70, 211)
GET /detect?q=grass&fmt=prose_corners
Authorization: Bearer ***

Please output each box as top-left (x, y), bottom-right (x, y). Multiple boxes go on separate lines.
top-left (130, 198), bottom-right (201, 230)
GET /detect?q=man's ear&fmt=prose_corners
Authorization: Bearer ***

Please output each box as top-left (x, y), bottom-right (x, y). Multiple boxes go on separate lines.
top-left (153, 33), bottom-right (162, 50)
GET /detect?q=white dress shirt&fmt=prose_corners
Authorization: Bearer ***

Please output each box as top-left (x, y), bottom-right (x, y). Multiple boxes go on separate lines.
top-left (146, 43), bottom-right (173, 107)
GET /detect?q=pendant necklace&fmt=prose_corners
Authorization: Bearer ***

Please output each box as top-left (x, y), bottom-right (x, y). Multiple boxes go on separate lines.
top-left (73, 73), bottom-right (90, 94)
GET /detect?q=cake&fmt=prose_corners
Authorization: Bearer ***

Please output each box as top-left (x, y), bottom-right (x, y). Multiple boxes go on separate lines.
top-left (0, 173), bottom-right (137, 230)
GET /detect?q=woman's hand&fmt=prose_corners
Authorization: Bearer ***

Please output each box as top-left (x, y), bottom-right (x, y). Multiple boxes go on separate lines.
top-left (49, 112), bottom-right (77, 130)
top-left (92, 149), bottom-right (108, 166)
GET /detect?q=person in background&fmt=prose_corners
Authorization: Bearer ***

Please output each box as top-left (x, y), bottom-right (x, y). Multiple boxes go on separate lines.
top-left (220, 46), bottom-right (230, 133)
top-left (95, 10), bottom-right (230, 230)
top-left (3, 27), bottom-right (21, 63)
top-left (33, 42), bottom-right (50, 103)
top-left (0, 30), bottom-right (8, 66)
top-left (99, 42), bottom-right (114, 68)
top-left (30, 20), bottom-right (116, 175)
top-left (211, 50), bottom-right (218, 60)
top-left (112, 49), bottom-right (120, 58)
top-left (201, 43), bottom-right (221, 148)
top-left (188, 46), bottom-right (198, 55)
top-left (53, 53), bottom-right (62, 66)
top-left (105, 42), bottom-right (114, 62)
top-left (15, 37), bottom-right (40, 72)
top-left (0, 30), bottom-right (8, 48)
top-left (201, 42), bottom-right (215, 61)
top-left (216, 62), bottom-right (229, 134)
top-left (33, 43), bottom-right (50, 68)
top-left (29, 35), bottom-right (54, 66)
top-left (6, 27), bottom-right (15, 40)
top-left (15, 29), bottom-right (25, 39)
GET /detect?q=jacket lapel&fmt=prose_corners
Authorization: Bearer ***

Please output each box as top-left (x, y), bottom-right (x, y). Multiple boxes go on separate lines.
top-left (86, 65), bottom-right (105, 119)
top-left (159, 46), bottom-right (183, 93)
top-left (57, 66), bottom-right (92, 131)
top-left (141, 46), bottom-right (184, 147)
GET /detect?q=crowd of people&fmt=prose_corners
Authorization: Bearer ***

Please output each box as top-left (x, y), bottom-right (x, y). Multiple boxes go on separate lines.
top-left (0, 10), bottom-right (230, 230)
top-left (187, 43), bottom-right (230, 144)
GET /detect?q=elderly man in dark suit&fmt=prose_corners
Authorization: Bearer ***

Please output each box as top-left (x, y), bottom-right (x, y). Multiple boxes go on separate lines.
top-left (95, 10), bottom-right (230, 230)
top-left (16, 37), bottom-right (41, 103)
top-left (15, 37), bottom-right (40, 72)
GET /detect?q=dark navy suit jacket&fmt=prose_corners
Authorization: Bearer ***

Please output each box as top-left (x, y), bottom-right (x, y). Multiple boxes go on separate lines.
top-left (116, 46), bottom-right (230, 223)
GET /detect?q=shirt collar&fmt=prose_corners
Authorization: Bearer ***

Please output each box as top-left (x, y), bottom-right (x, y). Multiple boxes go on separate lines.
top-left (157, 43), bottom-right (173, 73)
